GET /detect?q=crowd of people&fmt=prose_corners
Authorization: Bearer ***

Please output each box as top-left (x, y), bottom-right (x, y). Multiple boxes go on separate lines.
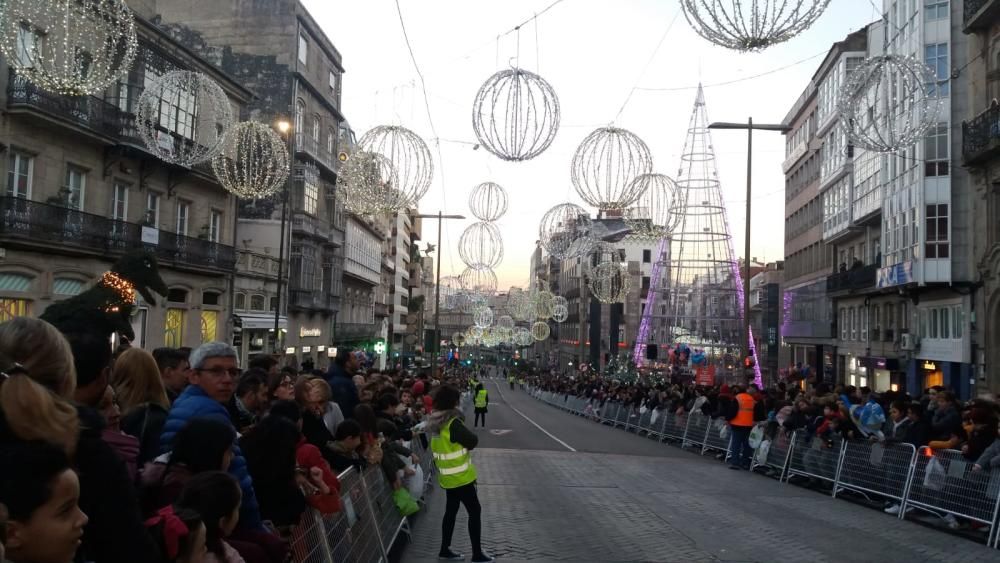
top-left (0, 314), bottom-right (493, 563)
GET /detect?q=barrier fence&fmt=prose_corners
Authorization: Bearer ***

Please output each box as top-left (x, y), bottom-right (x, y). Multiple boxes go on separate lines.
top-left (529, 387), bottom-right (1000, 548)
top-left (289, 431), bottom-right (436, 562)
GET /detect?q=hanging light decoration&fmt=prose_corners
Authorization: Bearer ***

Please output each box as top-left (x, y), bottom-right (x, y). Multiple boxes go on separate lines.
top-left (588, 261), bottom-right (631, 304)
top-left (471, 67), bottom-right (560, 161)
top-left (552, 295), bottom-right (569, 310)
top-left (452, 332), bottom-right (466, 347)
top-left (539, 203), bottom-right (594, 259)
top-left (469, 325), bottom-right (485, 339)
top-left (357, 125), bottom-right (434, 211)
top-left (680, 0), bottom-right (831, 52)
top-left (624, 173), bottom-right (680, 240)
top-left (552, 304), bottom-right (569, 323)
top-left (459, 221), bottom-right (504, 271)
top-left (482, 327), bottom-right (501, 348)
top-left (571, 127), bottom-right (653, 211)
top-left (460, 267), bottom-right (497, 297)
top-left (473, 305), bottom-right (494, 329)
top-left (494, 326), bottom-right (513, 344)
top-left (212, 121), bottom-right (290, 199)
top-left (468, 182), bottom-right (509, 222)
top-left (583, 241), bottom-right (624, 275)
top-left (530, 321), bottom-right (551, 342)
top-left (513, 326), bottom-right (533, 347)
top-left (496, 315), bottom-right (515, 331)
top-left (460, 292), bottom-right (487, 314)
top-left (535, 290), bottom-right (555, 320)
top-left (136, 71), bottom-right (233, 167)
top-left (439, 275), bottom-right (466, 310)
top-left (837, 54), bottom-right (944, 153)
top-left (0, 0), bottom-right (138, 97)
top-left (336, 150), bottom-right (407, 216)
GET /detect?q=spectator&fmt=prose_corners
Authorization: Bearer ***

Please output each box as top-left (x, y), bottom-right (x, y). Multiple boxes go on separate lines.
top-left (376, 392), bottom-right (413, 440)
top-left (326, 348), bottom-right (361, 417)
top-left (98, 385), bottom-right (140, 480)
top-left (153, 347), bottom-right (191, 404)
top-left (268, 401), bottom-right (341, 516)
top-left (295, 377), bottom-right (341, 466)
top-left (174, 472), bottom-right (245, 563)
top-left (961, 407), bottom-right (997, 462)
top-left (247, 356), bottom-right (279, 378)
top-left (113, 347), bottom-right (172, 467)
top-left (974, 424), bottom-right (1000, 472)
top-left (144, 506), bottom-right (206, 563)
top-left (0, 441), bottom-right (88, 563)
top-left (727, 385), bottom-right (757, 470)
top-left (228, 369), bottom-right (267, 434)
top-left (0, 319), bottom-right (159, 563)
top-left (159, 342), bottom-right (263, 532)
top-left (328, 420), bottom-right (364, 473)
top-left (266, 370), bottom-right (295, 405)
top-left (928, 391), bottom-right (963, 450)
top-left (238, 414), bottom-right (307, 528)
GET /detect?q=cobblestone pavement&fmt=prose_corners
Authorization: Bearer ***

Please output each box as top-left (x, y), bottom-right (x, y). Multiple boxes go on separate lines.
top-left (397, 381), bottom-right (998, 562)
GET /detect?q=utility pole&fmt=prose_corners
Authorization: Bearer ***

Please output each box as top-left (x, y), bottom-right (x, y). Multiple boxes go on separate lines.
top-left (415, 212), bottom-right (465, 378)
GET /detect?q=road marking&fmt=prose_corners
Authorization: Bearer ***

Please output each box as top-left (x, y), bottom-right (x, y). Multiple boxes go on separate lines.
top-left (489, 429), bottom-right (512, 436)
top-left (491, 381), bottom-right (577, 452)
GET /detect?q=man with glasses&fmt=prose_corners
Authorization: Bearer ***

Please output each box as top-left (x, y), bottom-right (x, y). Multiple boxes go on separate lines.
top-left (159, 341), bottom-right (264, 532)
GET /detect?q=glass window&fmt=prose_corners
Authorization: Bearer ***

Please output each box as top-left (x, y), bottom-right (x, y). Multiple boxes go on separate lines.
top-left (294, 99), bottom-right (305, 145)
top-left (200, 310), bottom-right (218, 343)
top-left (925, 43), bottom-right (949, 96)
top-left (303, 178), bottom-right (319, 216)
top-left (941, 307), bottom-right (951, 339)
top-left (167, 288), bottom-right (188, 303)
top-left (0, 298), bottom-right (29, 322)
top-left (15, 23), bottom-right (39, 68)
top-left (112, 182), bottom-right (128, 222)
top-left (925, 1), bottom-right (948, 20)
top-left (64, 166), bottom-right (86, 210)
top-left (329, 71), bottom-right (338, 91)
top-left (7, 152), bottom-right (32, 199)
top-left (146, 192), bottom-right (160, 226)
top-left (924, 123), bottom-right (949, 177)
top-left (53, 278), bottom-right (84, 296)
top-left (850, 307), bottom-right (857, 340)
top-left (954, 306), bottom-right (965, 338)
top-left (165, 309), bottom-right (185, 348)
top-left (202, 291), bottom-right (220, 306)
top-left (925, 204), bottom-right (949, 258)
top-left (176, 201), bottom-right (189, 235)
top-left (250, 294), bottom-right (266, 311)
top-left (209, 210), bottom-right (221, 243)
top-left (235, 293), bottom-right (246, 310)
top-left (298, 33), bottom-right (308, 65)
top-left (643, 249), bottom-right (651, 263)
top-left (861, 307), bottom-right (869, 341)
top-left (312, 115), bottom-right (320, 143)
top-left (270, 296), bottom-right (279, 312)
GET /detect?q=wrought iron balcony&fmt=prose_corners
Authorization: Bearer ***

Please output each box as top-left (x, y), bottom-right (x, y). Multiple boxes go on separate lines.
top-left (964, 0), bottom-right (1000, 32)
top-left (963, 103), bottom-right (1000, 165)
top-left (7, 71), bottom-right (121, 139)
top-left (337, 321), bottom-right (378, 341)
top-left (295, 134), bottom-right (338, 174)
top-left (0, 196), bottom-right (235, 271)
top-left (826, 264), bottom-right (878, 293)
top-left (288, 288), bottom-right (335, 312)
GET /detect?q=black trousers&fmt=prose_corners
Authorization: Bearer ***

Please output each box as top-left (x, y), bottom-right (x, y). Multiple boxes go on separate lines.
top-left (474, 411), bottom-right (486, 427)
top-left (441, 481), bottom-right (482, 556)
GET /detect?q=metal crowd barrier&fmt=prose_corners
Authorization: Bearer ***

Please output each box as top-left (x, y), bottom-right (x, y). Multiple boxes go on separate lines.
top-left (525, 389), bottom-right (1000, 548)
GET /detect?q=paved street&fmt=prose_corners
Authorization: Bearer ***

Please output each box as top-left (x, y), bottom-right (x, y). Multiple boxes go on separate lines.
top-left (398, 381), bottom-right (998, 563)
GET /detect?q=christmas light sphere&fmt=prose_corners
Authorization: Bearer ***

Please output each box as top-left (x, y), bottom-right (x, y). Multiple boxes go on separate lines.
top-left (464, 327), bottom-right (481, 347)
top-left (552, 295), bottom-right (569, 309)
top-left (460, 267), bottom-right (497, 297)
top-left (471, 68), bottom-right (560, 161)
top-left (460, 292), bottom-right (487, 314)
top-left (473, 305), bottom-right (494, 329)
top-left (513, 326), bottom-right (533, 347)
top-left (469, 325), bottom-right (485, 339)
top-left (624, 173), bottom-right (680, 240)
top-left (212, 121), bottom-right (289, 199)
top-left (357, 125), bottom-right (434, 211)
top-left (837, 54), bottom-right (944, 153)
top-left (539, 203), bottom-right (595, 259)
top-left (482, 328), bottom-right (501, 348)
top-left (459, 221), bottom-right (504, 271)
top-left (552, 304), bottom-right (569, 323)
top-left (680, 0), bottom-right (830, 52)
top-left (469, 182), bottom-right (509, 222)
top-left (497, 315), bottom-right (515, 331)
top-left (583, 241), bottom-right (623, 275)
top-left (535, 290), bottom-right (555, 319)
top-left (452, 332), bottom-right (466, 346)
top-left (531, 321), bottom-right (551, 342)
top-left (136, 71), bottom-right (233, 166)
top-left (588, 261), bottom-right (631, 304)
top-left (336, 150), bottom-right (402, 216)
top-left (509, 291), bottom-right (535, 322)
top-left (0, 0), bottom-right (138, 97)
top-left (439, 275), bottom-right (466, 310)
top-left (571, 127), bottom-right (653, 211)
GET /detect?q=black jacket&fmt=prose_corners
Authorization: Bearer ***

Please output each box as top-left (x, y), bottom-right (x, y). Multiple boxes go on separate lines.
top-left (448, 418), bottom-right (478, 450)
top-left (120, 402), bottom-right (169, 468)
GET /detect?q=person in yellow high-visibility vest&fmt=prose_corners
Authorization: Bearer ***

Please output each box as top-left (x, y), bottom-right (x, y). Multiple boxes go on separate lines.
top-left (473, 383), bottom-right (488, 428)
top-left (427, 385), bottom-right (493, 562)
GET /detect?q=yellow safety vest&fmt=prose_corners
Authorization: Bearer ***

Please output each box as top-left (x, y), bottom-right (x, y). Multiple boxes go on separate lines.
top-left (430, 418), bottom-right (477, 489)
top-left (474, 389), bottom-right (488, 408)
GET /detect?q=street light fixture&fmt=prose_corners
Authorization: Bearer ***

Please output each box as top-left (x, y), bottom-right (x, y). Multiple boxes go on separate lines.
top-left (415, 212), bottom-right (465, 378)
top-left (707, 118), bottom-right (790, 368)
top-left (272, 118), bottom-right (294, 354)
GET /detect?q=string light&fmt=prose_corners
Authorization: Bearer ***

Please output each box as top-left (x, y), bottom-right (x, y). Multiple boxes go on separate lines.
top-left (473, 305), bottom-right (494, 329)
top-left (531, 321), bottom-right (551, 342)
top-left (472, 68), bottom-right (560, 161)
top-left (459, 221), bottom-right (504, 271)
top-left (468, 182), bottom-right (509, 222)
top-left (460, 267), bottom-right (498, 297)
top-left (624, 173), bottom-right (680, 241)
top-left (680, 0), bottom-right (830, 52)
top-left (571, 126), bottom-right (653, 211)
top-left (552, 303), bottom-right (569, 322)
top-left (100, 271), bottom-right (136, 307)
top-left (0, 0), bottom-right (138, 96)
top-left (212, 121), bottom-right (289, 199)
top-left (357, 125), bottom-right (434, 213)
top-left (588, 261), bottom-right (631, 304)
top-left (336, 150), bottom-right (401, 216)
top-left (539, 202), bottom-right (594, 260)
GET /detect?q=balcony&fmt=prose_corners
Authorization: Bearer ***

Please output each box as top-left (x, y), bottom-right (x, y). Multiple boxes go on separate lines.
top-left (295, 134), bottom-right (338, 175)
top-left (7, 72), bottom-right (121, 140)
top-left (826, 264), bottom-right (878, 293)
top-left (236, 251), bottom-right (281, 279)
top-left (852, 184), bottom-right (884, 226)
top-left (288, 289), bottom-right (334, 312)
top-left (291, 211), bottom-right (335, 244)
top-left (374, 302), bottom-right (389, 318)
top-left (337, 321), bottom-right (378, 342)
top-left (964, 0), bottom-right (1000, 33)
top-left (0, 196), bottom-right (235, 272)
top-left (963, 104), bottom-right (1000, 165)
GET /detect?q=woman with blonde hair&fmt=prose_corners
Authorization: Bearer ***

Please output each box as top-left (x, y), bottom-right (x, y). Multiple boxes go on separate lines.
top-left (112, 347), bottom-right (171, 466)
top-left (0, 317), bottom-right (159, 562)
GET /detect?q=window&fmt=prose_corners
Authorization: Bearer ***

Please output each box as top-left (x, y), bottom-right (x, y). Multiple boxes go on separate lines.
top-left (209, 210), bottom-right (221, 243)
top-left (112, 182), bottom-right (128, 222)
top-left (270, 296), bottom-right (279, 312)
top-left (329, 71), bottom-right (338, 91)
top-left (294, 99), bottom-right (305, 145)
top-left (924, 123), bottom-right (949, 176)
top-left (298, 33), bottom-right (308, 65)
top-left (925, 0), bottom-right (948, 20)
top-left (53, 278), bottom-right (84, 296)
top-left (0, 298), bottom-right (29, 322)
top-left (326, 129), bottom-right (335, 154)
top-left (7, 152), bottom-right (32, 199)
top-left (176, 201), bottom-right (189, 235)
top-left (925, 43), bottom-right (949, 96)
top-left (303, 178), bottom-right (319, 215)
top-left (152, 73), bottom-right (197, 140)
top-left (641, 276), bottom-right (650, 290)
top-left (250, 294), bottom-right (266, 311)
top-left (841, 308), bottom-right (848, 340)
top-left (202, 291), bottom-right (220, 306)
top-left (167, 288), bottom-right (188, 303)
top-left (642, 249), bottom-right (651, 263)
top-left (312, 115), bottom-right (320, 143)
top-left (850, 307), bottom-right (857, 340)
top-left (235, 293), bottom-right (246, 310)
top-left (164, 309), bottom-right (185, 347)
top-left (861, 307), bottom-right (869, 341)
top-left (64, 166), bottom-right (86, 210)
top-left (200, 310), bottom-right (218, 343)
top-left (15, 23), bottom-right (39, 68)
top-left (925, 204), bottom-right (949, 258)
top-left (146, 192), bottom-right (160, 226)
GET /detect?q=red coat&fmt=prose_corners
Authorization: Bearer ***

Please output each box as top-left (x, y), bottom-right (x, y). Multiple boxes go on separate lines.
top-left (295, 437), bottom-right (341, 515)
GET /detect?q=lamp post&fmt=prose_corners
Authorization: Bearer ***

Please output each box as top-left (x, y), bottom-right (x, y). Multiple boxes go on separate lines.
top-left (273, 118), bottom-right (293, 354)
top-left (414, 212), bottom-right (465, 378)
top-left (707, 118), bottom-right (790, 364)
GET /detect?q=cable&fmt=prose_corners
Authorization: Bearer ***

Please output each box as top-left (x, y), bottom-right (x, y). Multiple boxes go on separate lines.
top-left (614, 6), bottom-right (682, 121)
top-left (636, 49), bottom-right (828, 92)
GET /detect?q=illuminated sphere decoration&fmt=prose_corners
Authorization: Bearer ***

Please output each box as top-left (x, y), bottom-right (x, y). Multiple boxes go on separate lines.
top-left (583, 240), bottom-right (625, 276)
top-left (837, 54), bottom-right (944, 153)
top-left (513, 326), bottom-right (533, 347)
top-left (470, 325), bottom-right (485, 339)
top-left (357, 125), bottom-right (434, 211)
top-left (471, 67), bottom-right (560, 162)
top-left (539, 203), bottom-right (595, 260)
top-left (624, 173), bottom-right (680, 240)
top-left (552, 304), bottom-right (569, 323)
top-left (452, 332), bottom-right (466, 347)
top-left (531, 321), bottom-right (551, 342)
top-left (459, 221), bottom-right (504, 271)
top-left (473, 305), bottom-right (494, 329)
top-left (495, 326), bottom-right (513, 344)
top-left (439, 275), bottom-right (466, 310)
top-left (136, 71), bottom-right (233, 167)
top-left (588, 261), bottom-right (631, 304)
top-left (212, 121), bottom-right (289, 200)
top-left (460, 267), bottom-right (498, 297)
top-left (482, 328), bottom-right (501, 348)
top-left (460, 292), bottom-right (487, 314)
top-left (571, 127), bottom-right (653, 211)
top-left (535, 290), bottom-right (555, 320)
top-left (552, 295), bottom-right (569, 310)
top-left (337, 150), bottom-right (403, 216)
top-left (469, 182), bottom-right (509, 222)
top-left (0, 0), bottom-right (138, 97)
top-left (680, 0), bottom-right (831, 52)
top-left (497, 315), bottom-right (515, 331)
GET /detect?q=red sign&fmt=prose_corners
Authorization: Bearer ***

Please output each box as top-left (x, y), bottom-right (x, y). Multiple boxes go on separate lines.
top-left (695, 365), bottom-right (715, 386)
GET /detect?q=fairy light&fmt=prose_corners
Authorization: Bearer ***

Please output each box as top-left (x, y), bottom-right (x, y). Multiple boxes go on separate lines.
top-left (0, 0), bottom-right (138, 97)
top-left (472, 68), bottom-right (560, 161)
top-left (539, 202), bottom-right (594, 260)
top-left (212, 121), bottom-right (290, 200)
top-left (356, 125), bottom-right (434, 213)
top-left (588, 261), bottom-right (631, 304)
top-left (624, 173), bottom-right (680, 241)
top-left (468, 182), bottom-right (509, 222)
top-left (531, 321), bottom-right (551, 342)
top-left (681, 0), bottom-right (830, 52)
top-left (100, 271), bottom-right (136, 311)
top-left (458, 221), bottom-right (504, 271)
top-left (571, 126), bottom-right (653, 211)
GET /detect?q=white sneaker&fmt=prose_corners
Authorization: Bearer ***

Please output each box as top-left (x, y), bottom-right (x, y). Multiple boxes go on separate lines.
top-left (884, 504), bottom-right (901, 515)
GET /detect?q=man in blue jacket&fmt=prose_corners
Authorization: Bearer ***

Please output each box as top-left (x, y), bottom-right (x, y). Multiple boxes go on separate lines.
top-left (326, 347), bottom-right (361, 418)
top-left (160, 341), bottom-right (263, 530)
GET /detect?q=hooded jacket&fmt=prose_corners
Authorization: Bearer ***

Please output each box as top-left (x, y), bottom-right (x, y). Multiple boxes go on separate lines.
top-left (325, 363), bottom-right (360, 419)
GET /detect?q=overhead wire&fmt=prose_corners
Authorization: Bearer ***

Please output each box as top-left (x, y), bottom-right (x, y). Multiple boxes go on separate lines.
top-left (635, 49), bottom-right (828, 92)
top-left (613, 6), bottom-right (682, 121)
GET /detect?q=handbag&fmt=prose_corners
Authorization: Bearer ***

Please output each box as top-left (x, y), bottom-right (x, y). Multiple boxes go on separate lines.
top-left (754, 440), bottom-right (771, 465)
top-left (748, 425), bottom-right (765, 449)
top-left (923, 455), bottom-right (947, 491)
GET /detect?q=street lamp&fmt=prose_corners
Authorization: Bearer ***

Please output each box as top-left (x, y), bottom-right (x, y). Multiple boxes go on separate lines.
top-left (707, 118), bottom-right (790, 365)
top-left (414, 212), bottom-right (465, 378)
top-left (272, 118), bottom-right (293, 354)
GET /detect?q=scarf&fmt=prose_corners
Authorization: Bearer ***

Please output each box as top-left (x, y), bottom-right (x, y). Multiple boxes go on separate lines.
top-left (424, 408), bottom-right (464, 435)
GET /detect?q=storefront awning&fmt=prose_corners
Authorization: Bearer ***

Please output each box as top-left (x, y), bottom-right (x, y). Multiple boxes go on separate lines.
top-left (237, 313), bottom-right (287, 331)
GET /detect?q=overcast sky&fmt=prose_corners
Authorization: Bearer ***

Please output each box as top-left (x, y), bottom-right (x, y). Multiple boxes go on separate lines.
top-left (304, 0), bottom-right (877, 289)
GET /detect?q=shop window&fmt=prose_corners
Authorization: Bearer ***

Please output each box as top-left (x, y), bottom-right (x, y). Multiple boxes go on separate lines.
top-left (0, 298), bottom-right (29, 322)
top-left (165, 309), bottom-right (185, 347)
top-left (200, 310), bottom-right (218, 343)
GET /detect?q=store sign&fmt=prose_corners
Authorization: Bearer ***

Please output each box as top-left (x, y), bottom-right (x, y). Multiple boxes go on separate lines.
top-left (923, 361), bottom-right (937, 371)
top-left (302, 346), bottom-right (312, 353)
top-left (141, 226), bottom-right (159, 245)
top-left (877, 261), bottom-right (913, 288)
top-left (317, 345), bottom-right (326, 352)
top-left (327, 346), bottom-right (338, 358)
top-left (300, 327), bottom-right (321, 338)
top-left (285, 347), bottom-right (296, 354)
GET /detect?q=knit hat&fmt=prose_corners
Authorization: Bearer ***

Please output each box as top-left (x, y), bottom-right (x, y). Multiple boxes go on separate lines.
top-left (412, 381), bottom-right (425, 395)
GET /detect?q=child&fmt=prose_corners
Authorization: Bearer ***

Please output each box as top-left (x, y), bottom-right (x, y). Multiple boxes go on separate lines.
top-left (174, 471), bottom-right (244, 563)
top-left (145, 506), bottom-right (206, 563)
top-left (0, 441), bottom-right (89, 563)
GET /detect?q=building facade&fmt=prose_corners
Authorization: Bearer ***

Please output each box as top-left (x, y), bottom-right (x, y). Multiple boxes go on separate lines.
top-left (749, 262), bottom-right (785, 385)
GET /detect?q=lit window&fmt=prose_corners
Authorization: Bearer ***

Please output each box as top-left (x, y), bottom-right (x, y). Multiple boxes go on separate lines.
top-left (298, 33), bottom-right (308, 65)
top-left (200, 310), bottom-right (218, 343)
top-left (165, 308), bottom-right (185, 347)
top-left (0, 298), bottom-right (29, 322)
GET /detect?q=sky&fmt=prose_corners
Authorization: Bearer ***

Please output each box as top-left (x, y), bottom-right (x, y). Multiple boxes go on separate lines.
top-left (304, 0), bottom-right (879, 289)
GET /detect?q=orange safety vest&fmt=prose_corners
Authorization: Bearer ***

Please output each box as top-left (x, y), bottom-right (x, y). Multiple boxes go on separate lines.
top-left (732, 393), bottom-right (755, 427)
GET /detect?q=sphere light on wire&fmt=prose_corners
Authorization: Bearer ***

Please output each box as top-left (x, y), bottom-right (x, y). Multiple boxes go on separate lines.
top-left (588, 261), bottom-right (631, 304)
top-left (468, 182), bottom-right (509, 222)
top-left (571, 127), bottom-right (653, 211)
top-left (137, 71), bottom-right (233, 166)
top-left (212, 121), bottom-right (289, 200)
top-left (539, 203), bottom-right (595, 260)
top-left (472, 67), bottom-right (560, 161)
top-left (357, 125), bottom-right (433, 212)
top-left (624, 173), bottom-right (680, 240)
top-left (459, 221), bottom-right (504, 271)
top-left (680, 0), bottom-right (831, 52)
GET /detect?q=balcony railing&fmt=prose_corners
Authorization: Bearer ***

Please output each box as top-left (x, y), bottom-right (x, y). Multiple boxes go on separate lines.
top-left (826, 264), bottom-right (878, 293)
top-left (295, 134), bottom-right (338, 174)
top-left (237, 251), bottom-right (281, 278)
top-left (964, 0), bottom-right (1000, 32)
top-left (288, 289), bottom-right (335, 312)
top-left (291, 211), bottom-right (334, 242)
top-left (337, 321), bottom-right (378, 341)
top-left (0, 196), bottom-right (235, 271)
top-left (7, 71), bottom-right (121, 138)
top-left (963, 103), bottom-right (1000, 165)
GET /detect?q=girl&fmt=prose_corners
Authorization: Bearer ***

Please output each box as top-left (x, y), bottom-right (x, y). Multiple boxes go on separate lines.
top-left (112, 348), bottom-right (172, 467)
top-left (174, 472), bottom-right (244, 563)
top-left (98, 385), bottom-right (140, 480)
top-left (145, 506), bottom-right (206, 563)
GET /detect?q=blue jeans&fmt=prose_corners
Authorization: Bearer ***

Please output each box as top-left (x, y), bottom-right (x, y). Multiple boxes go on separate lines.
top-left (729, 425), bottom-right (752, 468)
